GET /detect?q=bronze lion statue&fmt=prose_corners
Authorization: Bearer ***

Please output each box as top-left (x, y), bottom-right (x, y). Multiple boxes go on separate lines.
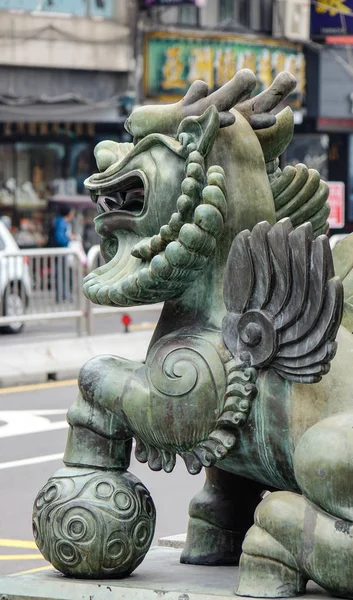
top-left (33, 70), bottom-right (353, 598)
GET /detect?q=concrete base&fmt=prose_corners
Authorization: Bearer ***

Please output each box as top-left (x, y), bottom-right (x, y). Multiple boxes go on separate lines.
top-left (0, 547), bottom-right (328, 600)
top-left (159, 533), bottom-right (186, 549)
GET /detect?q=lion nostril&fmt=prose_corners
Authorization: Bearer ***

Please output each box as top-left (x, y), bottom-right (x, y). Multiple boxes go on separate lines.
top-left (96, 149), bottom-right (117, 172)
top-left (124, 118), bottom-right (132, 134)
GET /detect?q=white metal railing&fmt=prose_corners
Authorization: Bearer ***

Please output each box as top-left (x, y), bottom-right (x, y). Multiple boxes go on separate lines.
top-left (0, 246), bottom-right (162, 336)
top-left (85, 245), bottom-right (163, 336)
top-left (0, 248), bottom-right (85, 335)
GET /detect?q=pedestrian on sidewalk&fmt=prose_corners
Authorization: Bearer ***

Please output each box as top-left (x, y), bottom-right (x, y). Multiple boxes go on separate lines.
top-left (47, 206), bottom-right (75, 302)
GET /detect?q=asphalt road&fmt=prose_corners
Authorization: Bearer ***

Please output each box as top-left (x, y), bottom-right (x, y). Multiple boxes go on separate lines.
top-left (0, 308), bottom-right (162, 346)
top-left (0, 380), bottom-right (204, 577)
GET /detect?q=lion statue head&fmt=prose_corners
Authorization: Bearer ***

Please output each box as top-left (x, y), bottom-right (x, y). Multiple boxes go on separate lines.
top-left (83, 70), bottom-right (296, 322)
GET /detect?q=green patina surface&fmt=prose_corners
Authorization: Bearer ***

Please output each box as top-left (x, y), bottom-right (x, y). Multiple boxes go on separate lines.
top-left (30, 70), bottom-right (353, 599)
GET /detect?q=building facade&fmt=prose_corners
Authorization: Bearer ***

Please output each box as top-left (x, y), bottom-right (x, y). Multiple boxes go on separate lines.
top-left (0, 0), bottom-right (136, 248)
top-left (1, 0), bottom-right (329, 247)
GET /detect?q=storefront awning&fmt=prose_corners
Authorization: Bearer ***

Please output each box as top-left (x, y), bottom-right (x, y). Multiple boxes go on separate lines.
top-left (0, 65), bottom-right (130, 122)
top-left (0, 102), bottom-right (124, 123)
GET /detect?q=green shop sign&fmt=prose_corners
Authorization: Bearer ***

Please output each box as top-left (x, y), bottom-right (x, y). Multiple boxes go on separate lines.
top-left (144, 32), bottom-right (305, 108)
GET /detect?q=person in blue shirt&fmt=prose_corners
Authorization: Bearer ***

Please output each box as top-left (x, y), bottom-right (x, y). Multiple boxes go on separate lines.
top-left (51, 206), bottom-right (75, 302)
top-left (54, 207), bottom-right (75, 248)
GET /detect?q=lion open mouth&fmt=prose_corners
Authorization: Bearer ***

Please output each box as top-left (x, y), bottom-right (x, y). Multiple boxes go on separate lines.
top-left (93, 174), bottom-right (145, 217)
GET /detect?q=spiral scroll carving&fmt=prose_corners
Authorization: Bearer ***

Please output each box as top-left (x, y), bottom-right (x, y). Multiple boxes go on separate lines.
top-left (140, 334), bottom-right (227, 454)
top-left (150, 346), bottom-right (202, 397)
top-left (126, 334), bottom-right (228, 473)
top-left (32, 468), bottom-right (155, 578)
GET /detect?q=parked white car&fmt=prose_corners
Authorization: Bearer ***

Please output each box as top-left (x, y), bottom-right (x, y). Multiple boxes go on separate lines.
top-left (0, 220), bottom-right (31, 333)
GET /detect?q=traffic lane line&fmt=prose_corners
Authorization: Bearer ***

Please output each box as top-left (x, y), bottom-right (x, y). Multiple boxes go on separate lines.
top-left (0, 379), bottom-right (77, 395)
top-left (0, 426), bottom-right (68, 464)
top-left (0, 409), bottom-right (68, 439)
top-left (0, 540), bottom-right (37, 549)
top-left (10, 565), bottom-right (52, 576)
top-left (129, 321), bottom-right (156, 332)
top-left (0, 452), bottom-right (63, 470)
top-left (0, 540), bottom-right (43, 564)
top-left (0, 554), bottom-right (43, 560)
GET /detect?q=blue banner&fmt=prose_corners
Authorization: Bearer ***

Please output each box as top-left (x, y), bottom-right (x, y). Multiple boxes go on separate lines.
top-left (311, 0), bottom-right (353, 35)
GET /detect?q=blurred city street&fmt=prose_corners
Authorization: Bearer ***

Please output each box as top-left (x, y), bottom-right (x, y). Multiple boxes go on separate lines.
top-left (0, 308), bottom-right (161, 346)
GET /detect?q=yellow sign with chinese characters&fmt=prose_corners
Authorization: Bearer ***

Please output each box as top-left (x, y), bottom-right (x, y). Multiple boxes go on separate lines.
top-left (144, 32), bottom-right (305, 108)
top-left (315, 0), bottom-right (352, 17)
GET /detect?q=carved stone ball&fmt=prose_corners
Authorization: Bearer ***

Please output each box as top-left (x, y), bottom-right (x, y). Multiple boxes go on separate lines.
top-left (32, 467), bottom-right (156, 579)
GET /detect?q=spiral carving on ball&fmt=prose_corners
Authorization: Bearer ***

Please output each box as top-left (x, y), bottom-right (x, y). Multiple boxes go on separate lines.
top-left (32, 468), bottom-right (156, 578)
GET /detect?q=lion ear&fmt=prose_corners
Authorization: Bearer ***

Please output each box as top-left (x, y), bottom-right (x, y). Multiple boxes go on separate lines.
top-left (176, 105), bottom-right (220, 157)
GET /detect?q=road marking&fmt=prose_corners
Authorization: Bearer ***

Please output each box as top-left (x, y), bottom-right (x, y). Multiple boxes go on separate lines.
top-left (0, 554), bottom-right (43, 560)
top-left (129, 321), bottom-right (157, 331)
top-left (0, 452), bottom-right (63, 470)
top-left (0, 540), bottom-right (43, 565)
top-left (0, 409), bottom-right (68, 439)
top-left (0, 379), bottom-right (77, 395)
top-left (11, 565), bottom-right (51, 576)
top-left (0, 539), bottom-right (37, 549)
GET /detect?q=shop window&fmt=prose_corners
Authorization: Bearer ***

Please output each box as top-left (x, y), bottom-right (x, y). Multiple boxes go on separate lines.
top-left (49, 142), bottom-right (95, 197)
top-left (219, 0), bottom-right (250, 29)
top-left (238, 0), bottom-right (250, 28)
top-left (0, 129), bottom-right (127, 248)
top-left (178, 5), bottom-right (198, 26)
top-left (0, 145), bottom-right (15, 208)
top-left (285, 135), bottom-right (329, 181)
top-left (219, 0), bottom-right (235, 23)
top-left (15, 143), bottom-right (65, 206)
top-left (89, 0), bottom-right (113, 18)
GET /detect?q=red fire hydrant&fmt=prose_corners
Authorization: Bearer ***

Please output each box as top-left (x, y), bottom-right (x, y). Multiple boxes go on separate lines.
top-left (121, 313), bottom-right (131, 333)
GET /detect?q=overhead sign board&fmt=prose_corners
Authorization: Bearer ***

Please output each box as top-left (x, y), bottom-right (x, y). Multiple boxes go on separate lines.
top-left (311, 0), bottom-right (353, 36)
top-left (144, 31), bottom-right (305, 108)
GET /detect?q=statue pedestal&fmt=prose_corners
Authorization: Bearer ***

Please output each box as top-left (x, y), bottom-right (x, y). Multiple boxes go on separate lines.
top-left (0, 546), bottom-right (329, 600)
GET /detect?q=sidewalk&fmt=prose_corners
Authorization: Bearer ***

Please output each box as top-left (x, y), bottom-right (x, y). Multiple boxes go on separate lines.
top-left (0, 330), bottom-right (153, 388)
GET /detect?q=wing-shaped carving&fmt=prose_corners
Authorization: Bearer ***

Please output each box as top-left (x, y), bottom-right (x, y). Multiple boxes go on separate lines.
top-left (222, 218), bottom-right (343, 383)
top-left (270, 164), bottom-right (330, 238)
top-left (332, 233), bottom-right (353, 333)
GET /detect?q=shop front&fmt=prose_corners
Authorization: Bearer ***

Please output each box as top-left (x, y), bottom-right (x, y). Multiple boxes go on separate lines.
top-left (0, 67), bottom-right (132, 249)
top-left (0, 121), bottom-right (131, 250)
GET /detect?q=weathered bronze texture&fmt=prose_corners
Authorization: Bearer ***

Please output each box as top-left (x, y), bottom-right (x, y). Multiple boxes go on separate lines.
top-left (33, 70), bottom-right (353, 598)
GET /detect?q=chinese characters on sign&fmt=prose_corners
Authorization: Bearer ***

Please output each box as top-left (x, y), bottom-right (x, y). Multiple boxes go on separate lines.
top-left (311, 0), bottom-right (353, 35)
top-left (144, 33), bottom-right (305, 107)
top-left (328, 182), bottom-right (345, 228)
top-left (315, 0), bottom-right (351, 16)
